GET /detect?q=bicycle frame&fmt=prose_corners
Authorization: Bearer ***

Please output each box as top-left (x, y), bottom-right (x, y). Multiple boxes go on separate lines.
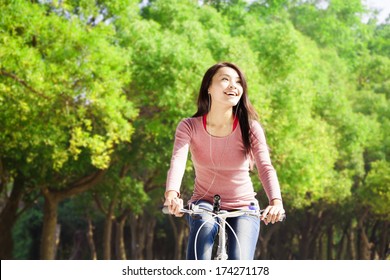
top-left (192, 207), bottom-right (259, 260)
top-left (216, 214), bottom-right (228, 260)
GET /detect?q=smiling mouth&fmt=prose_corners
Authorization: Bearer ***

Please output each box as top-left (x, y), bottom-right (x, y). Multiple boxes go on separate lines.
top-left (224, 91), bottom-right (238, 96)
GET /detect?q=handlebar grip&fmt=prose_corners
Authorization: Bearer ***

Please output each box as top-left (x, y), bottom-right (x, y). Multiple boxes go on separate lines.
top-left (260, 210), bottom-right (287, 222)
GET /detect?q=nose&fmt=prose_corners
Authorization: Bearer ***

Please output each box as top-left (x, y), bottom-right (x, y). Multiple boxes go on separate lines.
top-left (229, 83), bottom-right (236, 89)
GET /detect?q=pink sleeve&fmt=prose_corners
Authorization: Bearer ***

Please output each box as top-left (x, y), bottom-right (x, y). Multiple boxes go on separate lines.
top-left (250, 121), bottom-right (282, 202)
top-left (165, 119), bottom-right (192, 195)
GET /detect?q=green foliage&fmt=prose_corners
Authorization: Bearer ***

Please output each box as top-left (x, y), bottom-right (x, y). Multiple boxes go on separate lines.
top-left (94, 169), bottom-right (149, 215)
top-left (289, 0), bottom-right (370, 68)
top-left (359, 160), bottom-right (390, 217)
top-left (369, 23), bottom-right (390, 57)
top-left (0, 0), bottom-right (137, 176)
top-left (1, 0), bottom-right (389, 259)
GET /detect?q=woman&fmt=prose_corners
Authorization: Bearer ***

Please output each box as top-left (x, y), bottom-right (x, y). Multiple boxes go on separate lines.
top-left (164, 62), bottom-right (284, 260)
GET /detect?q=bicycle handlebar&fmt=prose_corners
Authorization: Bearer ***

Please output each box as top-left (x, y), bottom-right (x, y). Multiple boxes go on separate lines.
top-left (163, 194), bottom-right (285, 222)
top-left (162, 205), bottom-right (286, 222)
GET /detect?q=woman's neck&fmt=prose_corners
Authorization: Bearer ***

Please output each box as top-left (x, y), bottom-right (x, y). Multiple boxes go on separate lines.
top-left (206, 107), bottom-right (234, 130)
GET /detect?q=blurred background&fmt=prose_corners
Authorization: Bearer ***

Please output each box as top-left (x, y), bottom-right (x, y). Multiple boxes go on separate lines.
top-left (0, 0), bottom-right (389, 260)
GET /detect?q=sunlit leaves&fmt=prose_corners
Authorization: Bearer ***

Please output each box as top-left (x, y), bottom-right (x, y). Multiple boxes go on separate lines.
top-left (0, 1), bottom-right (137, 175)
top-left (359, 160), bottom-right (390, 217)
top-left (1, 0), bottom-right (389, 212)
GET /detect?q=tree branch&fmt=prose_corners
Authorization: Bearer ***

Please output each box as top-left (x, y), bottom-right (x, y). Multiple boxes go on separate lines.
top-left (94, 192), bottom-right (107, 215)
top-left (0, 69), bottom-right (50, 100)
top-left (48, 169), bottom-right (107, 201)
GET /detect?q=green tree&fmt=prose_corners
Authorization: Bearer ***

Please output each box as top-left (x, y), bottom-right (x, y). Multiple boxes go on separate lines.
top-left (289, 0), bottom-right (370, 67)
top-left (0, 0), bottom-right (137, 259)
top-left (2, 0), bottom-right (389, 260)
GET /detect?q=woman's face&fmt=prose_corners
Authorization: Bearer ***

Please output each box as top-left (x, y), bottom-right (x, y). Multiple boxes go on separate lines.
top-left (208, 67), bottom-right (243, 108)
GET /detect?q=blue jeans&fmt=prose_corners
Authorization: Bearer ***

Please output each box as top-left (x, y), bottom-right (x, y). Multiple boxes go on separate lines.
top-left (186, 200), bottom-right (260, 260)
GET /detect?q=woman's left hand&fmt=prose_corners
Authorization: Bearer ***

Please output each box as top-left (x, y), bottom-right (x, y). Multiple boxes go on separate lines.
top-left (260, 199), bottom-right (285, 225)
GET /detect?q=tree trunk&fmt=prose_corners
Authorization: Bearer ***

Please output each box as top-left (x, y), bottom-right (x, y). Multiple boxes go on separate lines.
top-left (369, 221), bottom-right (379, 260)
top-left (336, 224), bottom-right (349, 260)
top-left (317, 234), bottom-right (324, 259)
top-left (298, 210), bottom-right (324, 259)
top-left (0, 172), bottom-right (25, 259)
top-left (136, 215), bottom-right (147, 259)
top-left (357, 210), bottom-right (371, 260)
top-left (357, 226), bottom-right (371, 259)
top-left (40, 190), bottom-right (60, 260)
top-left (129, 212), bottom-right (156, 260)
top-left (115, 216), bottom-right (128, 260)
top-left (327, 225), bottom-right (334, 260)
top-left (379, 221), bottom-right (388, 259)
top-left (336, 224), bottom-right (348, 259)
top-left (86, 216), bottom-right (97, 260)
top-left (347, 223), bottom-right (357, 259)
top-left (103, 207), bottom-right (115, 260)
top-left (129, 213), bottom-right (139, 259)
top-left (145, 216), bottom-right (156, 259)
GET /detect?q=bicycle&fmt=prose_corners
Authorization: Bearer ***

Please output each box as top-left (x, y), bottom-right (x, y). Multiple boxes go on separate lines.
top-left (162, 194), bottom-right (286, 260)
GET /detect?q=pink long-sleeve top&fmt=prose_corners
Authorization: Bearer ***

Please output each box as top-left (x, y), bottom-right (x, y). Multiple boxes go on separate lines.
top-left (165, 116), bottom-right (282, 210)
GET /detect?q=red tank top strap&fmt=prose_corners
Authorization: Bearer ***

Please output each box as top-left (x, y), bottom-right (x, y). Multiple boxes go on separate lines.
top-left (202, 114), bottom-right (207, 130)
top-left (233, 115), bottom-right (239, 131)
top-left (203, 114), bottom-right (239, 132)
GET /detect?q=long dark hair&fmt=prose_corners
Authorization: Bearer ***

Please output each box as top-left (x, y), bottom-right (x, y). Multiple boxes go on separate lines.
top-left (193, 62), bottom-right (259, 154)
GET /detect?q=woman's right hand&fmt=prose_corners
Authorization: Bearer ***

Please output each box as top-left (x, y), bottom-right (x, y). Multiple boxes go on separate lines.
top-left (164, 190), bottom-right (184, 217)
top-left (260, 198), bottom-right (285, 225)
